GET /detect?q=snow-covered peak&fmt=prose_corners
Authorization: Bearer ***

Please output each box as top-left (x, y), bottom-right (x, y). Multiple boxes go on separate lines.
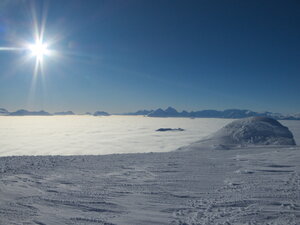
top-left (179, 117), bottom-right (296, 151)
top-left (165, 107), bottom-right (178, 114)
top-left (93, 111), bottom-right (110, 116)
top-left (0, 108), bottom-right (9, 115)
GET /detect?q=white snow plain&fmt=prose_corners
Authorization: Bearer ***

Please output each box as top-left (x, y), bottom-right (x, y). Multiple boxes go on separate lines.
top-left (0, 116), bottom-right (299, 224)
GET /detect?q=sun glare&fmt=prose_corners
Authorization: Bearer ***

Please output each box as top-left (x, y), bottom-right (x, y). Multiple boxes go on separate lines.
top-left (28, 41), bottom-right (49, 60)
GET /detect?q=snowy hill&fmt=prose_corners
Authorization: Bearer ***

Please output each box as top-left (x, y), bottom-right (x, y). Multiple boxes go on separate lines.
top-left (180, 117), bottom-right (296, 150)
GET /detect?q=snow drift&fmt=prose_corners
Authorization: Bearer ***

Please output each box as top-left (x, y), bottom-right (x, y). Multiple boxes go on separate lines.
top-left (179, 117), bottom-right (296, 150)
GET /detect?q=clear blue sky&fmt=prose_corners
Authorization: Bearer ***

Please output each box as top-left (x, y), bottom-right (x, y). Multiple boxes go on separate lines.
top-left (0, 0), bottom-right (299, 114)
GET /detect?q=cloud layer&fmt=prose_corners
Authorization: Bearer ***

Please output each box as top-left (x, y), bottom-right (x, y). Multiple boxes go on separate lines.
top-left (0, 116), bottom-right (299, 157)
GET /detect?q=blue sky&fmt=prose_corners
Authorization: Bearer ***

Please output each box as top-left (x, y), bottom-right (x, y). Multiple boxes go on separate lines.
top-left (0, 0), bottom-right (299, 114)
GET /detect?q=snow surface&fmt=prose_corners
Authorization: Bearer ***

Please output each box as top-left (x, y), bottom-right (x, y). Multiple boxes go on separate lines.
top-left (0, 116), bottom-right (299, 224)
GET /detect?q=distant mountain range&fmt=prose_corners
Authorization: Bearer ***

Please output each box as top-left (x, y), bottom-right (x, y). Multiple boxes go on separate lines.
top-left (0, 109), bottom-right (109, 116)
top-left (123, 107), bottom-right (300, 120)
top-left (53, 111), bottom-right (75, 115)
top-left (9, 110), bottom-right (51, 116)
top-left (0, 107), bottom-right (299, 120)
top-left (123, 110), bottom-right (154, 116)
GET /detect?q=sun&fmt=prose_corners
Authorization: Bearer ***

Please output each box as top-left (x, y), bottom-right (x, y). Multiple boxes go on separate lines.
top-left (25, 39), bottom-right (53, 77)
top-left (28, 41), bottom-right (49, 61)
top-left (0, 1), bottom-right (60, 82)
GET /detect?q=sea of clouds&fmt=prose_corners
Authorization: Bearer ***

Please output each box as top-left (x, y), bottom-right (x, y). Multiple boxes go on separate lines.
top-left (0, 116), bottom-right (299, 156)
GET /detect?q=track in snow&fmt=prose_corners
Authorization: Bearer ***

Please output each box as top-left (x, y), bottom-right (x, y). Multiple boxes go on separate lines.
top-left (0, 146), bottom-right (299, 224)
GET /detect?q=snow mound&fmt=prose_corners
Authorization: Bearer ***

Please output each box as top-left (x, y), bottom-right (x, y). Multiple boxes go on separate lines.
top-left (180, 117), bottom-right (296, 150)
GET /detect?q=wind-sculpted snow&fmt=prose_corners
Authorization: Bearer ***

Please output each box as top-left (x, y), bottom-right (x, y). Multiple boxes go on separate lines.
top-left (180, 117), bottom-right (296, 150)
top-left (0, 146), bottom-right (299, 224)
